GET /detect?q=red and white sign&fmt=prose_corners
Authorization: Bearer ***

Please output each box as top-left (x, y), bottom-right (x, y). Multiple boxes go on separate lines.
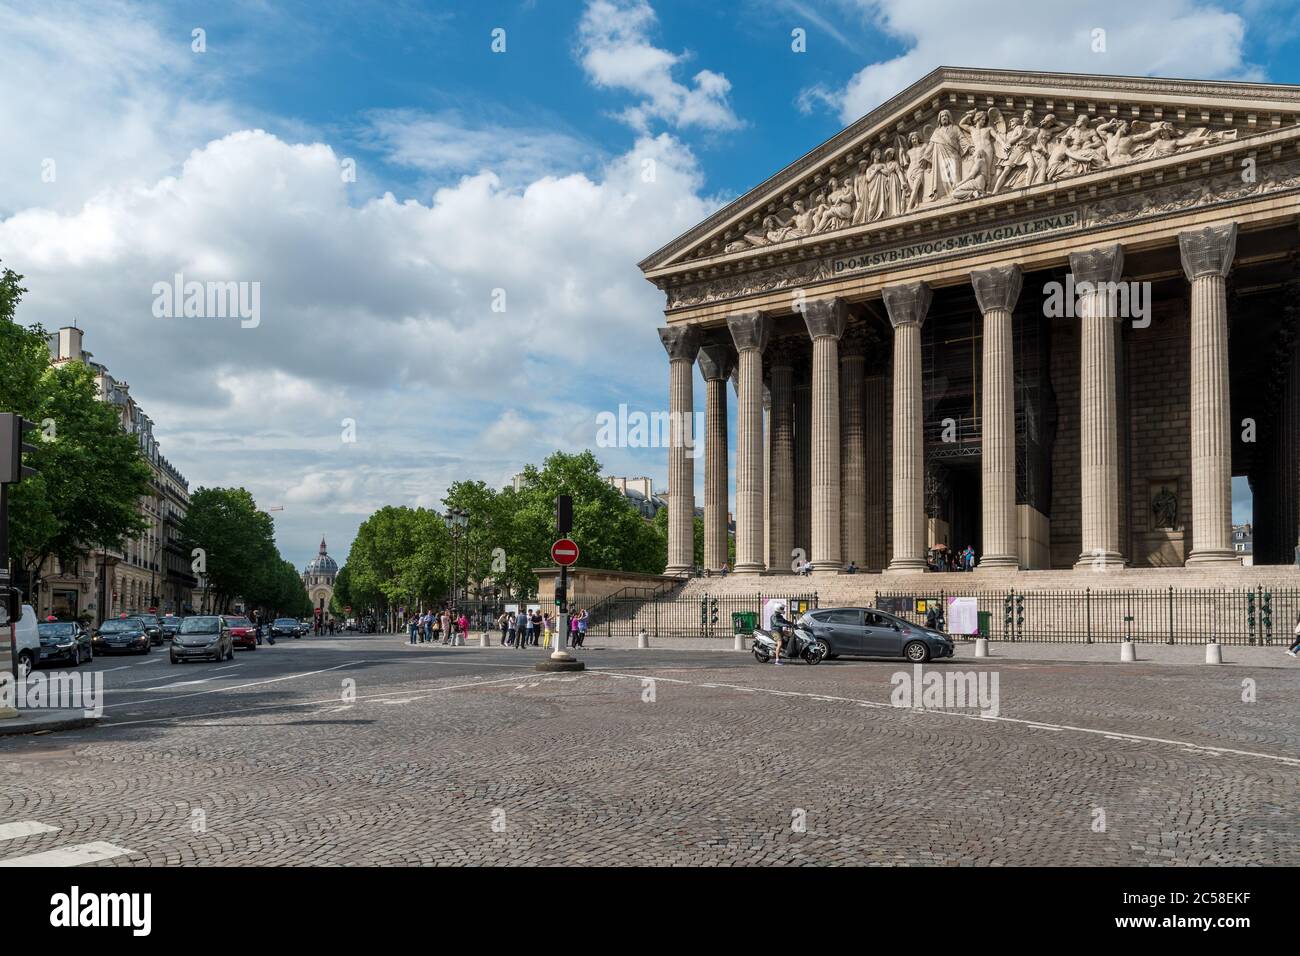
top-left (551, 538), bottom-right (580, 566)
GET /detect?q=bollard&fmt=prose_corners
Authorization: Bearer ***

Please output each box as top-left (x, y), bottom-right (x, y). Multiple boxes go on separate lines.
top-left (734, 633), bottom-right (746, 652)
top-left (637, 629), bottom-right (649, 649)
top-left (1205, 642), bottom-right (1222, 665)
top-left (1120, 639), bottom-right (1136, 662)
top-left (480, 631), bottom-right (490, 648)
top-left (974, 638), bottom-right (989, 658)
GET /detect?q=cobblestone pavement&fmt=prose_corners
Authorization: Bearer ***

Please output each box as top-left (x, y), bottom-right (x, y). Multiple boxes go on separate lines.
top-left (0, 636), bottom-right (1295, 866)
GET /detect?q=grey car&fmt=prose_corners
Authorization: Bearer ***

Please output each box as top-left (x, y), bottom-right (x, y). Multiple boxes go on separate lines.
top-left (798, 607), bottom-right (955, 662)
top-left (170, 615), bottom-right (234, 663)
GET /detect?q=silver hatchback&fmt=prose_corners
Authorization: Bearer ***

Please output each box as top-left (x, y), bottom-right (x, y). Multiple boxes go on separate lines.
top-left (169, 615), bottom-right (234, 663)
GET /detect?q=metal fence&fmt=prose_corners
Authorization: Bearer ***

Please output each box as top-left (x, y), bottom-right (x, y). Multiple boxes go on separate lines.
top-left (873, 586), bottom-right (1300, 645)
top-left (574, 586), bottom-right (1300, 645)
top-left (583, 591), bottom-right (820, 640)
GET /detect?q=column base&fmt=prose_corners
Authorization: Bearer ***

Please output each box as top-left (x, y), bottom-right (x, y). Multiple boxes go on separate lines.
top-left (884, 558), bottom-right (927, 574)
top-left (1186, 549), bottom-right (1242, 567)
top-left (733, 563), bottom-right (765, 575)
top-left (811, 562), bottom-right (843, 574)
top-left (664, 564), bottom-right (693, 577)
top-left (975, 555), bottom-right (1019, 571)
top-left (1073, 551), bottom-right (1126, 571)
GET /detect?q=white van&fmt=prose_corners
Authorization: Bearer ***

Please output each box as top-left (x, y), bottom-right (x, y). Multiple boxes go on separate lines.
top-left (12, 605), bottom-right (40, 678)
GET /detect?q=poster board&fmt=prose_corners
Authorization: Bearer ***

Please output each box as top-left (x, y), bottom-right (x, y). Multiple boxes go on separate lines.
top-left (946, 596), bottom-right (979, 635)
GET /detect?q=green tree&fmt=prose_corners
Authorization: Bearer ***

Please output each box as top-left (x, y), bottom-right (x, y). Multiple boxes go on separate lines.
top-left (180, 487), bottom-right (277, 612)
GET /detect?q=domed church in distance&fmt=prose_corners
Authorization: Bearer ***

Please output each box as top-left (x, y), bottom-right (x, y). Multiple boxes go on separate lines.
top-left (302, 537), bottom-right (338, 613)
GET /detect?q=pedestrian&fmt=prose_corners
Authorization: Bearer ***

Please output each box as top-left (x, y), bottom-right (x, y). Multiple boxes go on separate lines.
top-left (515, 607), bottom-right (529, 650)
top-left (440, 608), bottom-right (452, 645)
top-left (498, 610), bottom-right (511, 646)
top-left (576, 608), bottom-right (589, 648)
top-left (527, 610), bottom-right (539, 646)
top-left (408, 615), bottom-right (418, 645)
top-left (457, 611), bottom-right (469, 645)
top-left (569, 611), bottom-right (579, 648)
top-left (1288, 613), bottom-right (1300, 657)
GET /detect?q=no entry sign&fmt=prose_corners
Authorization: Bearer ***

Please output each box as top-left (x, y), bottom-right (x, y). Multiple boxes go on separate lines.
top-left (551, 538), bottom-right (580, 566)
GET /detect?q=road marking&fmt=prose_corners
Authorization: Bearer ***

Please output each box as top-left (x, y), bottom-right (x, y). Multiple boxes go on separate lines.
top-left (212, 664), bottom-right (242, 672)
top-left (0, 841), bottom-right (135, 867)
top-left (0, 821), bottom-right (59, 842)
top-left (587, 668), bottom-right (1300, 768)
top-left (100, 662), bottom-right (360, 711)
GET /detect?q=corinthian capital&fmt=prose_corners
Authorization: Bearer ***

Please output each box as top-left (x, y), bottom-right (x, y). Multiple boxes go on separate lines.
top-left (727, 311), bottom-right (770, 353)
top-left (1179, 222), bottom-right (1238, 280)
top-left (802, 297), bottom-right (847, 340)
top-left (971, 264), bottom-right (1023, 315)
top-left (697, 343), bottom-right (736, 382)
top-left (1068, 244), bottom-right (1124, 287)
top-left (658, 325), bottom-right (700, 363)
top-left (882, 281), bottom-right (932, 330)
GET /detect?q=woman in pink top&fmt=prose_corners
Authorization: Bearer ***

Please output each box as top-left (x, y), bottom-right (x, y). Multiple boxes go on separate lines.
top-left (457, 613), bottom-right (469, 642)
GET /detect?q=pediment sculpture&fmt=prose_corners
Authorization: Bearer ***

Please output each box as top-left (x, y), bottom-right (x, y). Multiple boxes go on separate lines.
top-left (722, 108), bottom-right (1240, 254)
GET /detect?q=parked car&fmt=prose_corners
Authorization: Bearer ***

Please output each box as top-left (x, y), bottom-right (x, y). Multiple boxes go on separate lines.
top-left (92, 616), bottom-right (153, 655)
top-left (271, 617), bottom-right (300, 639)
top-left (161, 614), bottom-right (183, 641)
top-left (170, 615), bottom-right (234, 663)
top-left (298, 620), bottom-right (312, 636)
top-left (223, 615), bottom-right (259, 651)
top-left (12, 604), bottom-right (40, 678)
top-left (798, 607), bottom-right (954, 663)
top-left (37, 619), bottom-right (93, 666)
top-left (136, 613), bottom-right (165, 646)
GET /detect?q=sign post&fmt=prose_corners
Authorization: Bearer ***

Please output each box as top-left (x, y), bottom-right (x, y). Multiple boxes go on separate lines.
top-left (536, 496), bottom-right (584, 672)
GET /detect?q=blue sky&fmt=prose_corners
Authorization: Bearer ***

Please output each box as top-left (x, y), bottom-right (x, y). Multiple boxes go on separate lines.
top-left (0, 0), bottom-right (1292, 566)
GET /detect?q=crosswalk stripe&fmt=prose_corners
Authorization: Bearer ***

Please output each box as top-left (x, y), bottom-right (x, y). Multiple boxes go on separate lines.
top-left (0, 821), bottom-right (59, 842)
top-left (0, 841), bottom-right (135, 867)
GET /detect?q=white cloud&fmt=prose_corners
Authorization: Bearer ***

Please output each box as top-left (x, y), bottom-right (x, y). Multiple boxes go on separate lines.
top-left (817, 0), bottom-right (1258, 124)
top-left (577, 0), bottom-right (744, 132)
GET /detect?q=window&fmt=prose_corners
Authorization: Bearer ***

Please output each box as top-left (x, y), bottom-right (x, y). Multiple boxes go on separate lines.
top-left (823, 609), bottom-right (861, 625)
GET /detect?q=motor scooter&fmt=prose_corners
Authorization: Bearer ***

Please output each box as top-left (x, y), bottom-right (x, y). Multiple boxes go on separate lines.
top-left (751, 624), bottom-right (824, 664)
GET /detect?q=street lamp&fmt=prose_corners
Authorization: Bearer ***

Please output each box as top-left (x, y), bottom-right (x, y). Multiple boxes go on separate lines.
top-left (442, 509), bottom-right (469, 606)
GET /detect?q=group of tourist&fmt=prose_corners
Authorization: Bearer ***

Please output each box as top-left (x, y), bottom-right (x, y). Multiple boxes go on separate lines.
top-left (495, 608), bottom-right (589, 649)
top-left (408, 608), bottom-right (470, 645)
top-left (930, 545), bottom-right (978, 572)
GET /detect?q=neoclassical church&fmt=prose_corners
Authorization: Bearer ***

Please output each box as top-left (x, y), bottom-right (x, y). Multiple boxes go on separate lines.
top-left (302, 537), bottom-right (338, 611)
top-left (641, 68), bottom-right (1300, 578)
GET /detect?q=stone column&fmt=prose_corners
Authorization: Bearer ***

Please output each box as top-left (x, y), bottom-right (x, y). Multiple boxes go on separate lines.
top-left (1180, 222), bottom-right (1239, 566)
top-left (971, 264), bottom-right (1023, 570)
top-left (659, 326), bottom-right (700, 576)
top-left (697, 344), bottom-right (735, 572)
top-left (840, 347), bottom-right (867, 570)
top-left (804, 299), bottom-right (847, 572)
top-left (1070, 245), bottom-right (1126, 570)
top-left (762, 384), bottom-right (771, 570)
top-left (883, 282), bottom-right (932, 573)
top-left (863, 373), bottom-right (890, 569)
top-left (728, 312), bottom-right (769, 574)
top-left (768, 362), bottom-right (795, 574)
top-left (794, 374), bottom-right (812, 559)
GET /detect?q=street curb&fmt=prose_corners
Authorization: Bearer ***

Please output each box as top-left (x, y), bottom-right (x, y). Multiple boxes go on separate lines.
top-left (0, 709), bottom-right (100, 737)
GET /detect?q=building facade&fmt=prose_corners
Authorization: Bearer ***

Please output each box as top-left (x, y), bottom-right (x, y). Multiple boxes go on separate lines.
top-left (41, 326), bottom-right (198, 621)
top-left (302, 538), bottom-right (337, 616)
top-left (641, 68), bottom-right (1300, 577)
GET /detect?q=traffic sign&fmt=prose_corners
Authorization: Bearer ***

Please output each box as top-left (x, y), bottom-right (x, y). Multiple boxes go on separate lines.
top-left (551, 538), bottom-right (579, 566)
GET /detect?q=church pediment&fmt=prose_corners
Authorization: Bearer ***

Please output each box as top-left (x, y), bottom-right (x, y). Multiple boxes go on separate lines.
top-left (640, 68), bottom-right (1300, 279)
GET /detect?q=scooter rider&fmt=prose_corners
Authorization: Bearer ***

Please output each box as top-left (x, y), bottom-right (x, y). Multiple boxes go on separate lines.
top-left (770, 602), bottom-right (793, 665)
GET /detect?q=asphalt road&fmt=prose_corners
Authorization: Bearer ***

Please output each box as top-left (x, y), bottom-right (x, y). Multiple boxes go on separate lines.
top-left (0, 634), bottom-right (1295, 865)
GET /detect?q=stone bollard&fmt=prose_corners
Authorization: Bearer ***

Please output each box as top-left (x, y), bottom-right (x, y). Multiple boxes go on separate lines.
top-left (1205, 642), bottom-right (1222, 665)
top-left (974, 638), bottom-right (989, 658)
top-left (480, 631), bottom-right (490, 648)
top-left (734, 633), bottom-right (747, 652)
top-left (637, 629), bottom-right (649, 649)
top-left (1120, 639), bottom-right (1137, 662)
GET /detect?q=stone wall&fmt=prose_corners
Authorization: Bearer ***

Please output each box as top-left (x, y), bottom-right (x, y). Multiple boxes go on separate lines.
top-left (1049, 315), bottom-right (1082, 567)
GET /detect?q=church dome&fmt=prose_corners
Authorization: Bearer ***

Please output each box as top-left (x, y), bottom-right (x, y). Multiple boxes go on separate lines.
top-left (304, 537), bottom-right (337, 576)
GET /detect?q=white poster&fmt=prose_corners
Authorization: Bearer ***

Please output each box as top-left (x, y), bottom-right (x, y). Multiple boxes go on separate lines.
top-left (946, 596), bottom-right (979, 635)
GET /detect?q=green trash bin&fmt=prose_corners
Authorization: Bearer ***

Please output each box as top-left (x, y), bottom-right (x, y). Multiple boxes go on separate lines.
top-left (977, 610), bottom-right (991, 639)
top-left (732, 611), bottom-right (758, 635)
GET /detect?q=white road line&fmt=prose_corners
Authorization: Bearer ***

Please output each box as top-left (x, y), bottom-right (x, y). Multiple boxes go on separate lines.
top-left (0, 821), bottom-right (59, 842)
top-left (0, 841), bottom-right (135, 867)
top-left (127, 677), bottom-right (220, 692)
top-left (212, 664), bottom-right (241, 672)
top-left (587, 668), bottom-right (1300, 768)
top-left (99, 670), bottom-right (544, 729)
top-left (100, 662), bottom-right (360, 711)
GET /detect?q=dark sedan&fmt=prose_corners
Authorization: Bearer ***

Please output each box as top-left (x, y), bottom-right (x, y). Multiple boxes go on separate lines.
top-left (798, 607), bottom-right (955, 662)
top-left (161, 615), bottom-right (183, 641)
top-left (137, 614), bottom-right (165, 646)
top-left (271, 618), bottom-right (301, 639)
top-left (223, 615), bottom-right (259, 650)
top-left (170, 615), bottom-right (234, 663)
top-left (92, 616), bottom-right (153, 655)
top-left (37, 620), bottom-right (93, 666)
